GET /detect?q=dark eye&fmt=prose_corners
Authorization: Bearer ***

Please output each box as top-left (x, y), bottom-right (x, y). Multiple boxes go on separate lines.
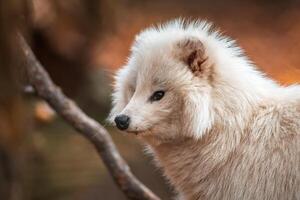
top-left (150, 90), bottom-right (165, 102)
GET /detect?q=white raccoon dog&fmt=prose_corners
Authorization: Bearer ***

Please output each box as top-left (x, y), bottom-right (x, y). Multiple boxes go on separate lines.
top-left (109, 19), bottom-right (300, 200)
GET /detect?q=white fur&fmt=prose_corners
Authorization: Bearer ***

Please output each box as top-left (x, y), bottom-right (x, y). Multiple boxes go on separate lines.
top-left (109, 19), bottom-right (300, 200)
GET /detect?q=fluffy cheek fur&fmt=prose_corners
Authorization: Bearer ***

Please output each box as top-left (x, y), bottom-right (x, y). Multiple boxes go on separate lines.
top-left (181, 87), bottom-right (214, 139)
top-left (139, 84), bottom-right (214, 140)
top-left (142, 92), bottom-right (184, 140)
top-left (146, 89), bottom-right (214, 142)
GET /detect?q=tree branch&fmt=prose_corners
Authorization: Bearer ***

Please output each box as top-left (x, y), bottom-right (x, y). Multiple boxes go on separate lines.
top-left (18, 34), bottom-right (160, 200)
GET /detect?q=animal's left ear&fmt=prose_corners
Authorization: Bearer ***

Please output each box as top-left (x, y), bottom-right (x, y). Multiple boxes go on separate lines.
top-left (175, 36), bottom-right (209, 77)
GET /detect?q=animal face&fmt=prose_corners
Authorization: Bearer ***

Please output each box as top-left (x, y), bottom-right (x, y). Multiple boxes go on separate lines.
top-left (109, 20), bottom-right (219, 141)
top-left (110, 52), bottom-right (186, 141)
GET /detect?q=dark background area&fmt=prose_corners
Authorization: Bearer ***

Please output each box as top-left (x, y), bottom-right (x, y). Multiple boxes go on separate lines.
top-left (0, 0), bottom-right (299, 199)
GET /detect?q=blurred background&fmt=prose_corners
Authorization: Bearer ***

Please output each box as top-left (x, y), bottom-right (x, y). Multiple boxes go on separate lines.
top-left (0, 0), bottom-right (300, 199)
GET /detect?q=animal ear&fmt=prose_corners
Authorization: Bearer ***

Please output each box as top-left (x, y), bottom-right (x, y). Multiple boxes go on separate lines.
top-left (175, 36), bottom-right (208, 76)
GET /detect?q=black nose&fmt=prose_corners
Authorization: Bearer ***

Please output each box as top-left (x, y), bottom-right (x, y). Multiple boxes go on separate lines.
top-left (114, 114), bottom-right (130, 130)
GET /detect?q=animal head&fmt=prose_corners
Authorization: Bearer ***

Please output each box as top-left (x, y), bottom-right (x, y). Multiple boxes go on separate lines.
top-left (109, 19), bottom-right (273, 142)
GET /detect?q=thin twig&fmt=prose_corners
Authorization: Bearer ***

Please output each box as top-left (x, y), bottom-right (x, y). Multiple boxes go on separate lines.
top-left (18, 33), bottom-right (160, 200)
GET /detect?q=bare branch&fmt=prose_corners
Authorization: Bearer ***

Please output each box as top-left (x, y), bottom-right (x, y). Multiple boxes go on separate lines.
top-left (18, 34), bottom-right (160, 200)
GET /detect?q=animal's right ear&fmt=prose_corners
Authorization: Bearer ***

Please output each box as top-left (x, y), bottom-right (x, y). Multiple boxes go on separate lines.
top-left (174, 36), bottom-right (209, 77)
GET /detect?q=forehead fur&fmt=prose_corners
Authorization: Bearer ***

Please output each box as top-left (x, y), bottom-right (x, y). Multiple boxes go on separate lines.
top-left (131, 19), bottom-right (242, 58)
top-left (133, 19), bottom-right (214, 51)
top-left (126, 19), bottom-right (247, 86)
top-left (125, 20), bottom-right (212, 89)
